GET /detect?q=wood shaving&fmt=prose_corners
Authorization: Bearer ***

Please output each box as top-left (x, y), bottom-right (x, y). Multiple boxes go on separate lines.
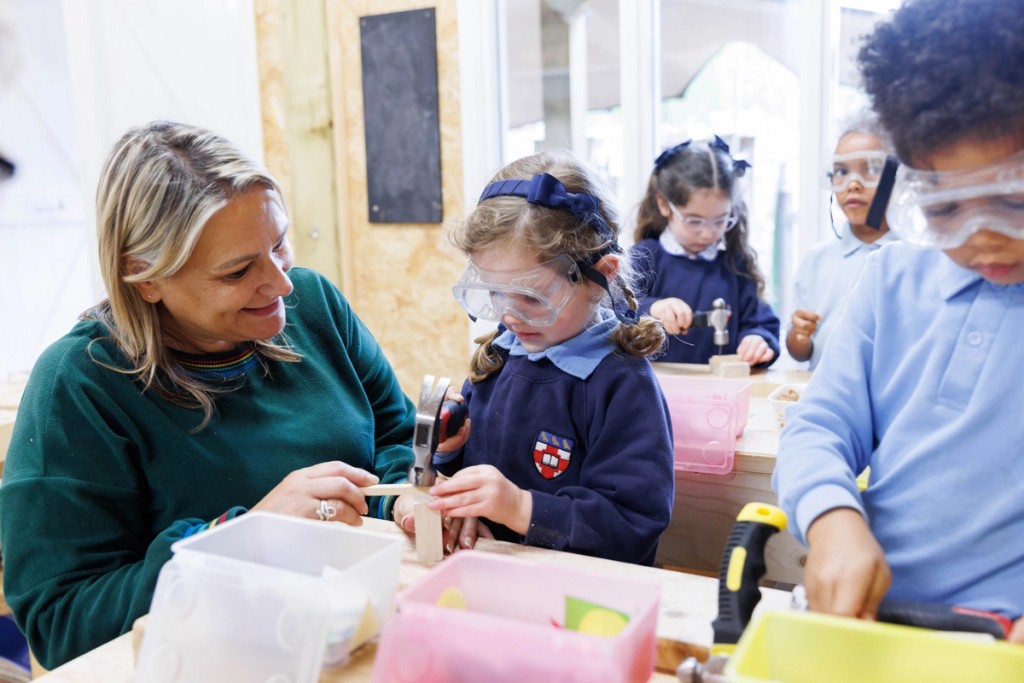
top-left (776, 388), bottom-right (800, 402)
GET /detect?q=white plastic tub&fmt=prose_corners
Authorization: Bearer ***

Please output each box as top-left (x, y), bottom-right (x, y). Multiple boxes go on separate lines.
top-left (135, 512), bottom-right (402, 683)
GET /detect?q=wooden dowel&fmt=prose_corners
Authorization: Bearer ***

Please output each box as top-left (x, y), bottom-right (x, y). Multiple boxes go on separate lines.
top-left (360, 483), bottom-right (430, 497)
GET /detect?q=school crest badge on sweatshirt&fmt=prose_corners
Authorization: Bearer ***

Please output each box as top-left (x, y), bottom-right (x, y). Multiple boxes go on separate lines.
top-left (534, 430), bottom-right (574, 479)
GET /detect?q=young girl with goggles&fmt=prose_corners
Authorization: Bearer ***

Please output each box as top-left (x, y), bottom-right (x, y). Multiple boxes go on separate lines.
top-left (822, 150), bottom-right (888, 192)
top-left (630, 136), bottom-right (780, 366)
top-left (788, 115), bottom-right (897, 369)
top-left (401, 149), bottom-right (674, 566)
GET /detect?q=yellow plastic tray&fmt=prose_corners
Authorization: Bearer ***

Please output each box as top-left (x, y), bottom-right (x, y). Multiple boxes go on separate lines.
top-left (727, 610), bottom-right (1024, 683)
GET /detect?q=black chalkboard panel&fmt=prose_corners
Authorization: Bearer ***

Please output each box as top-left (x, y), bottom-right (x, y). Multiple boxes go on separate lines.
top-left (360, 9), bottom-right (443, 224)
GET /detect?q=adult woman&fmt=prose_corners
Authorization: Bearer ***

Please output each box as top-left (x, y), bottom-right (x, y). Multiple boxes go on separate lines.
top-left (0, 121), bottom-right (416, 668)
top-left (786, 113), bottom-right (898, 369)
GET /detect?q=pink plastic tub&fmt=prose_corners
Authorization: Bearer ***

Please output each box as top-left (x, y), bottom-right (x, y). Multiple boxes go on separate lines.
top-left (372, 552), bottom-right (661, 683)
top-left (656, 375), bottom-right (753, 475)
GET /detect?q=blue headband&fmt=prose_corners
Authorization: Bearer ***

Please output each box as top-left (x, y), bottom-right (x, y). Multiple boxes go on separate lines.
top-left (655, 135), bottom-right (751, 177)
top-left (479, 173), bottom-right (616, 242)
top-left (478, 173), bottom-right (637, 325)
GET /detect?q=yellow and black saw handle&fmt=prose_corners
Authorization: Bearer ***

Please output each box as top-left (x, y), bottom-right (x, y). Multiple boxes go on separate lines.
top-left (710, 503), bottom-right (787, 654)
top-left (709, 502), bottom-right (1012, 649)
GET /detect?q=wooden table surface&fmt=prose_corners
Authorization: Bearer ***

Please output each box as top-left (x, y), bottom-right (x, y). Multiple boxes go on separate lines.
top-left (0, 379), bottom-right (27, 477)
top-left (651, 364), bottom-right (813, 585)
top-left (35, 517), bottom-right (792, 682)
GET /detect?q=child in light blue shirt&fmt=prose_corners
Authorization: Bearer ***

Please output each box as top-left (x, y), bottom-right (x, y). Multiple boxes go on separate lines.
top-left (773, 0), bottom-right (1024, 643)
top-left (787, 113), bottom-right (899, 369)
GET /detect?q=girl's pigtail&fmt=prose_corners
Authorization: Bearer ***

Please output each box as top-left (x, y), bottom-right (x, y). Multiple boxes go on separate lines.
top-left (468, 328), bottom-right (506, 383)
top-left (610, 279), bottom-right (667, 358)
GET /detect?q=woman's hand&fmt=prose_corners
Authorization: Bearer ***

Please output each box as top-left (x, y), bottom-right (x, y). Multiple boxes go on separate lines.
top-left (251, 460), bottom-right (379, 526)
top-left (452, 515), bottom-right (495, 550)
top-left (650, 297), bottom-right (693, 334)
top-left (737, 334), bottom-right (775, 365)
top-left (805, 507), bottom-right (891, 620)
top-left (392, 494), bottom-right (493, 554)
top-left (393, 492), bottom-right (456, 550)
top-left (427, 465), bottom-right (532, 535)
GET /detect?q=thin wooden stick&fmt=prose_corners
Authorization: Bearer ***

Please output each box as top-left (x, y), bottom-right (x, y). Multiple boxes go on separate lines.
top-left (360, 483), bottom-right (429, 497)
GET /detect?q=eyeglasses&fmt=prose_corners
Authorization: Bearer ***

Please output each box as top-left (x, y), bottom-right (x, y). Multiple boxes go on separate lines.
top-left (451, 254), bottom-right (581, 327)
top-left (669, 204), bottom-right (738, 234)
top-left (822, 151), bottom-right (888, 191)
top-left (886, 147), bottom-right (1024, 248)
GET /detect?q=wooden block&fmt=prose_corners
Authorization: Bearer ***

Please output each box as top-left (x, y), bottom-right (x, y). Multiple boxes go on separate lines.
top-left (413, 500), bottom-right (444, 564)
top-left (709, 354), bottom-right (741, 367)
top-left (710, 354), bottom-right (750, 378)
top-left (359, 483), bottom-right (429, 497)
top-left (714, 362), bottom-right (751, 378)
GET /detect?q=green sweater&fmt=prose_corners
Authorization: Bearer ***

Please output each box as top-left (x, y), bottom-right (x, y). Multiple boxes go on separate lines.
top-left (0, 267), bottom-right (415, 668)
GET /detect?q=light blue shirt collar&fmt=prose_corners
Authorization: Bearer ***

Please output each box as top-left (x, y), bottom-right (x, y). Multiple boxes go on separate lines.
top-left (839, 222), bottom-right (899, 257)
top-left (937, 250), bottom-right (986, 301)
top-left (493, 308), bottom-right (618, 379)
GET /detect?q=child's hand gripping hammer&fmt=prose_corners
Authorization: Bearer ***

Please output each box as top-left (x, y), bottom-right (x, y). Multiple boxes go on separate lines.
top-left (408, 375), bottom-right (469, 487)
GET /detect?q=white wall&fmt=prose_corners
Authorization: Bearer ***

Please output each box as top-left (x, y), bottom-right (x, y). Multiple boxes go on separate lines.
top-left (0, 0), bottom-right (90, 381)
top-left (0, 0), bottom-right (264, 379)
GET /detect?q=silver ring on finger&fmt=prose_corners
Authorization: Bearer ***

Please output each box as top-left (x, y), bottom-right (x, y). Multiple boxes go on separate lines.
top-left (316, 499), bottom-right (338, 521)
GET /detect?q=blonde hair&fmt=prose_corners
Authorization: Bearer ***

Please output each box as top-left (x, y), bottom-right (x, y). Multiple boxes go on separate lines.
top-left (85, 120), bottom-right (300, 428)
top-left (448, 149), bottom-right (665, 382)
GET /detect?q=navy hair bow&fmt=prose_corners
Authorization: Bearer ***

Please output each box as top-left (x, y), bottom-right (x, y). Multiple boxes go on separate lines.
top-left (479, 173), bottom-right (614, 241)
top-left (653, 140), bottom-right (692, 174)
top-left (708, 134), bottom-right (731, 155)
top-left (709, 135), bottom-right (752, 177)
top-left (478, 173), bottom-right (638, 325)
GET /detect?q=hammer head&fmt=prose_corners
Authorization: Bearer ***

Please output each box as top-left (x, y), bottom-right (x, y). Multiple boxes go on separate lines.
top-left (709, 298), bottom-right (731, 347)
top-left (409, 375), bottom-right (451, 486)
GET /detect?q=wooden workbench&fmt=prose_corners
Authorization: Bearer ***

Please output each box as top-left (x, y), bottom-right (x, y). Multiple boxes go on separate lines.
top-left (652, 363), bottom-right (812, 585)
top-left (35, 517), bottom-right (792, 682)
top-left (651, 361), bottom-right (811, 398)
top-left (0, 379), bottom-right (26, 478)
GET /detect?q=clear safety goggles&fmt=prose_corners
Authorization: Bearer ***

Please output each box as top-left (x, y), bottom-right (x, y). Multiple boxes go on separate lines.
top-left (451, 254), bottom-right (581, 327)
top-left (822, 151), bottom-right (888, 191)
top-left (886, 150), bottom-right (1024, 248)
top-left (669, 204), bottom-right (738, 234)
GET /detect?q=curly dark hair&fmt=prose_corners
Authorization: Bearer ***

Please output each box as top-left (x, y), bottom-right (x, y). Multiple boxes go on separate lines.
top-left (858, 0), bottom-right (1024, 164)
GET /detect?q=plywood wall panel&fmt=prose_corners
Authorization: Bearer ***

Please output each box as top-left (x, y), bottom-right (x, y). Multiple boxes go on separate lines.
top-left (255, 0), bottom-right (343, 284)
top-left (326, 0), bottom-right (469, 397)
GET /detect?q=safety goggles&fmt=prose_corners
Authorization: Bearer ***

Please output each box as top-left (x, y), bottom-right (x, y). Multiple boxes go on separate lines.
top-left (451, 254), bottom-right (582, 327)
top-left (886, 149), bottom-right (1024, 248)
top-left (822, 151), bottom-right (888, 192)
top-left (669, 204), bottom-right (738, 234)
